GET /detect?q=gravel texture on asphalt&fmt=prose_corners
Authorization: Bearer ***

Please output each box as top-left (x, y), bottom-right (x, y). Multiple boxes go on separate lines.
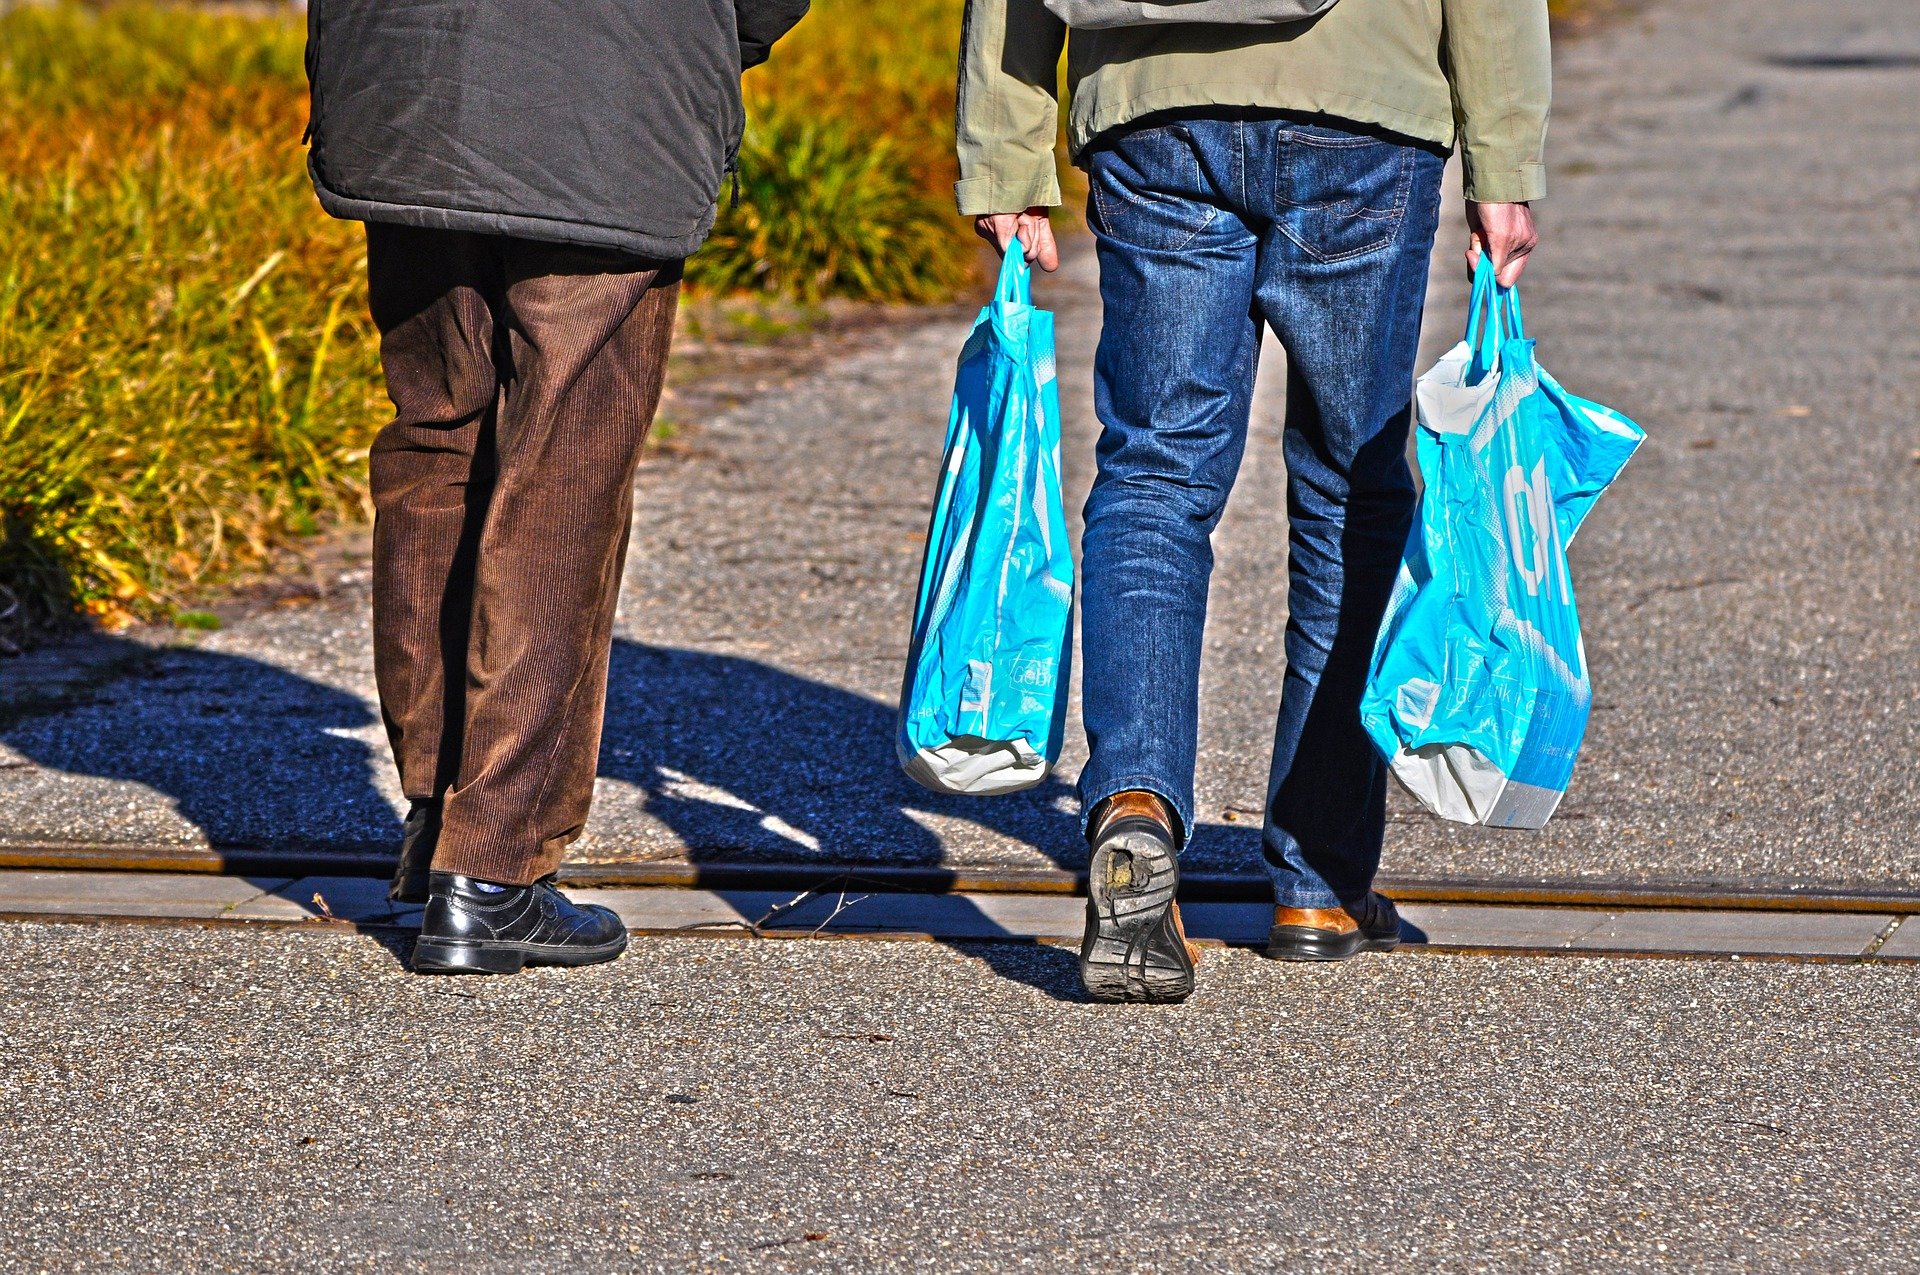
top-left (0, 921), bottom-right (1916, 1271)
top-left (2, 0), bottom-right (1916, 893)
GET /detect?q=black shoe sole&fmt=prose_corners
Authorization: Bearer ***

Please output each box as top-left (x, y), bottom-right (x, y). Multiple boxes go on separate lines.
top-left (1080, 821), bottom-right (1195, 1004)
top-left (411, 931), bottom-right (629, 976)
top-left (1263, 924), bottom-right (1401, 963)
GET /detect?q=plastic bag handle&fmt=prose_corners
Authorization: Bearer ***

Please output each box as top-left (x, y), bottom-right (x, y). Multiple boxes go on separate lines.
top-left (1463, 255), bottom-right (1526, 375)
top-left (994, 244), bottom-right (1032, 312)
top-left (1502, 286), bottom-right (1526, 341)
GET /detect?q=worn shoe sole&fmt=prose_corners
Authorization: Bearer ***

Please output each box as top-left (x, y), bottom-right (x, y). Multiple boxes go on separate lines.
top-left (1263, 924), bottom-right (1401, 963)
top-left (1080, 822), bottom-right (1195, 1004)
top-left (411, 930), bottom-right (630, 976)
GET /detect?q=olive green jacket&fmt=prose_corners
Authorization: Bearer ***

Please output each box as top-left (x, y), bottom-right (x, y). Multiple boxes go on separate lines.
top-left (955, 0), bottom-right (1551, 213)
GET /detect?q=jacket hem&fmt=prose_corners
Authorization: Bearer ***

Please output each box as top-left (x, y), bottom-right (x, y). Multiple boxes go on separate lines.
top-left (1065, 80), bottom-right (1458, 161)
top-left (313, 178), bottom-right (708, 261)
top-left (1461, 161), bottom-right (1547, 204)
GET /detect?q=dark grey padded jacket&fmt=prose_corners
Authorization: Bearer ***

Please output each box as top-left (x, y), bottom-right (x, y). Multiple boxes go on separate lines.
top-left (305, 0), bottom-right (809, 261)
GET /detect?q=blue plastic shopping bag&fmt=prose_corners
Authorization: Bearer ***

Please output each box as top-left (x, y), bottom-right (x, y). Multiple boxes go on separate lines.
top-left (1361, 259), bottom-right (1645, 828)
top-left (898, 250), bottom-right (1073, 795)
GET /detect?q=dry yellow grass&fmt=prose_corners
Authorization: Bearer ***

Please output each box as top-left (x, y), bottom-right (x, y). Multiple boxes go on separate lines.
top-left (0, 7), bottom-right (378, 632)
top-left (0, 1), bottom-right (979, 636)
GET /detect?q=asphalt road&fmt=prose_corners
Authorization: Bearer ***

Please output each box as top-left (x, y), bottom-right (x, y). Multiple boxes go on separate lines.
top-left (2, 0), bottom-right (1916, 893)
top-left (1, 920), bottom-right (1916, 1271)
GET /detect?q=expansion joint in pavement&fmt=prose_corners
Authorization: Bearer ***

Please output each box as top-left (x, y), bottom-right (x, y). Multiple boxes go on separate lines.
top-left (0, 869), bottom-right (1914, 965)
top-left (4, 842), bottom-right (1918, 916)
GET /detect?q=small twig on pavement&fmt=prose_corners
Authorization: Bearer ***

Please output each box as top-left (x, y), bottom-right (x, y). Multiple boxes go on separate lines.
top-left (1713, 1117), bottom-right (1784, 1135)
top-left (755, 887), bottom-right (822, 931)
top-left (668, 876), bottom-right (884, 940)
top-left (809, 888), bottom-right (872, 936)
top-left (1625, 574), bottom-right (1744, 612)
top-left (748, 1233), bottom-right (831, 1251)
top-left (670, 886), bottom-right (822, 939)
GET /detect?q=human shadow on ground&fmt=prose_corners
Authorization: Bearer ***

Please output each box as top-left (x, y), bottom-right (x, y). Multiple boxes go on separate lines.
top-left (3, 633), bottom-right (1243, 996)
top-left (599, 641), bottom-right (1081, 868)
top-left (0, 633), bottom-right (414, 964)
top-left (0, 635), bottom-right (402, 856)
top-left (596, 639), bottom-right (1101, 998)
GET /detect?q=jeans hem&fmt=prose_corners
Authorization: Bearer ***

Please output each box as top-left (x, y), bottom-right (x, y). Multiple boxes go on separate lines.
top-left (1268, 882), bottom-right (1349, 910)
top-left (1079, 775), bottom-right (1193, 852)
top-left (1262, 839), bottom-right (1367, 909)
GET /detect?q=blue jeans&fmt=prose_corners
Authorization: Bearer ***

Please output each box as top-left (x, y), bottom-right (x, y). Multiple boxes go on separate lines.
top-left (1076, 113), bottom-right (1445, 908)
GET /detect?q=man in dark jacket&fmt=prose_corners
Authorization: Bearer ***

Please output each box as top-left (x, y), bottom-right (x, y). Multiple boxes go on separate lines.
top-left (305, 0), bottom-right (808, 975)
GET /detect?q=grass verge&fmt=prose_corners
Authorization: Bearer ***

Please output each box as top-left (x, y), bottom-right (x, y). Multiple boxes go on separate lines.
top-left (0, 1), bottom-right (977, 640)
top-left (695, 0), bottom-right (973, 302)
top-left (0, 4), bottom-right (377, 635)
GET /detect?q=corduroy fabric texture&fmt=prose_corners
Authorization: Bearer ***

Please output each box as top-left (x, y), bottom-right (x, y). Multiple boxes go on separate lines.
top-left (364, 224), bottom-right (680, 885)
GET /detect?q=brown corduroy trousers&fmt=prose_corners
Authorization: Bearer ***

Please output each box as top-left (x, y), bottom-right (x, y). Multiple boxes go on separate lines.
top-left (364, 223), bottom-right (680, 885)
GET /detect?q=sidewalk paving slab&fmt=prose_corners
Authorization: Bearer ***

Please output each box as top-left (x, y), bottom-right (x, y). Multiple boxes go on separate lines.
top-left (229, 875), bottom-right (424, 926)
top-left (5, 870), bottom-right (1909, 960)
top-left (1568, 908), bottom-right (1894, 957)
top-left (577, 887), bottom-right (1095, 943)
top-left (1875, 917), bottom-right (1920, 959)
top-left (1395, 903), bottom-right (1612, 949)
top-left (0, 869), bottom-right (284, 919)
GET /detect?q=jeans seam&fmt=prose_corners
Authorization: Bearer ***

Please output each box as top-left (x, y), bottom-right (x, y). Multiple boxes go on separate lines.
top-left (1277, 127), bottom-right (1390, 151)
top-left (1235, 117), bottom-right (1247, 209)
top-left (1090, 179), bottom-right (1113, 235)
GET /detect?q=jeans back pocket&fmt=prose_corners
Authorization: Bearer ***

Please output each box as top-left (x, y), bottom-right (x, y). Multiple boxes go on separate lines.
top-left (1088, 124), bottom-right (1221, 254)
top-left (1274, 125), bottom-right (1414, 264)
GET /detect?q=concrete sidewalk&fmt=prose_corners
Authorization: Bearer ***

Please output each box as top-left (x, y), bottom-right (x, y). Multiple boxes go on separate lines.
top-left (2, 0), bottom-right (1916, 896)
top-left (1, 918), bottom-right (1916, 1270)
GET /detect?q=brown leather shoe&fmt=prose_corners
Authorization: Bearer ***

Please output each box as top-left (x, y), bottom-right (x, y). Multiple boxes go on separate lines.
top-left (1079, 791), bottom-right (1199, 1003)
top-left (1264, 892), bottom-right (1403, 962)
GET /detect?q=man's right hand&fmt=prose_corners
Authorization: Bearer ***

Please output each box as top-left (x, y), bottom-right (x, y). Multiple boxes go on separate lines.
top-left (1465, 201), bottom-right (1537, 288)
top-left (974, 208), bottom-right (1060, 273)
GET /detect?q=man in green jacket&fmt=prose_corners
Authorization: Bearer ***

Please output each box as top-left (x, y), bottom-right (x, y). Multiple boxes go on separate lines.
top-left (957, 0), bottom-right (1550, 1002)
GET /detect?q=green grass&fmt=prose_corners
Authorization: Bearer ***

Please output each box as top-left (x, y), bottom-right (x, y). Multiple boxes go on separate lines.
top-left (0, 5), bottom-right (377, 631)
top-left (693, 0), bottom-right (973, 302)
top-left (0, 1), bottom-right (977, 637)
top-left (693, 115), bottom-right (970, 304)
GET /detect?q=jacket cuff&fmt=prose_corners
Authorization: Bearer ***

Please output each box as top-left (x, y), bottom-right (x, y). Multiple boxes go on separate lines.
top-left (954, 170), bottom-right (1061, 217)
top-left (1462, 161), bottom-right (1547, 204)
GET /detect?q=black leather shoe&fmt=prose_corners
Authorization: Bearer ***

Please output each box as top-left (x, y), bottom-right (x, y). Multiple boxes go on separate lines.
top-left (1079, 792), bottom-right (1198, 1004)
top-left (388, 799), bottom-right (441, 905)
top-left (1264, 892), bottom-right (1403, 962)
top-left (412, 873), bottom-right (628, 975)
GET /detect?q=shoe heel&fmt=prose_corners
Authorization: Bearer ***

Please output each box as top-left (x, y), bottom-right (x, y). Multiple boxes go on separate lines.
top-left (411, 939), bottom-right (525, 976)
top-left (1081, 831), bottom-right (1194, 1004)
